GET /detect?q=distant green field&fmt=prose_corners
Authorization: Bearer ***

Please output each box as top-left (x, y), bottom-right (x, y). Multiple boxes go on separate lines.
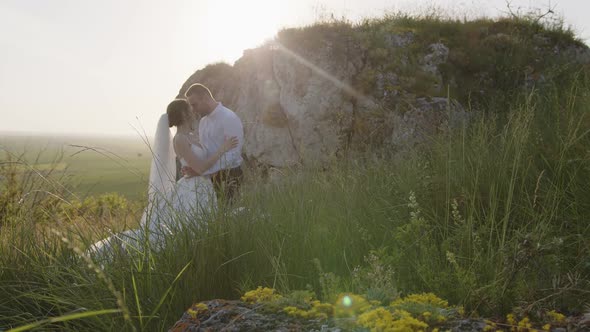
top-left (0, 133), bottom-right (154, 200)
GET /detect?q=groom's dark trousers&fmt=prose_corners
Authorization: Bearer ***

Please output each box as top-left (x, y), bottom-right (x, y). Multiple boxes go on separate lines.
top-left (211, 166), bottom-right (243, 205)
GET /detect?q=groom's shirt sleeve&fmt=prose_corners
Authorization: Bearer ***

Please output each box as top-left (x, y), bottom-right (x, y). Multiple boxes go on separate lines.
top-left (222, 110), bottom-right (244, 170)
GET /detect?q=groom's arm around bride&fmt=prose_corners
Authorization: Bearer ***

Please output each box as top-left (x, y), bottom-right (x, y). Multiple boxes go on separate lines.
top-left (183, 83), bottom-right (244, 205)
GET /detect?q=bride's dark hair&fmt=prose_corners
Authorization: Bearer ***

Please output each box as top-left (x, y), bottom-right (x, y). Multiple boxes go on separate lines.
top-left (167, 99), bottom-right (190, 128)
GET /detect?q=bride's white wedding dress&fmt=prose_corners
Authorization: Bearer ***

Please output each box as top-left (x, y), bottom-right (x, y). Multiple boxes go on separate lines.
top-left (88, 115), bottom-right (216, 258)
top-left (145, 143), bottom-right (217, 234)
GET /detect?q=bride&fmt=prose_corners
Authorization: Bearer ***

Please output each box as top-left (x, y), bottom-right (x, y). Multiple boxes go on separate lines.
top-left (89, 99), bottom-right (238, 257)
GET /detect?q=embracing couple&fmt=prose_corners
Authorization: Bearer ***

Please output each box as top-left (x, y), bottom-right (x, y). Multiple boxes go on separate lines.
top-left (89, 83), bottom-right (243, 257)
top-left (170, 83), bottom-right (244, 205)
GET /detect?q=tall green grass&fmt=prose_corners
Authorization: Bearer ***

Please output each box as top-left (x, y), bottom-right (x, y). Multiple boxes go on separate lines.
top-left (2, 61), bottom-right (590, 332)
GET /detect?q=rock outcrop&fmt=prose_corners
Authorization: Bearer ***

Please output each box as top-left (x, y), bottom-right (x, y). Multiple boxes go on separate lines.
top-left (168, 300), bottom-right (335, 332)
top-left (169, 300), bottom-right (589, 331)
top-left (177, 18), bottom-right (590, 168)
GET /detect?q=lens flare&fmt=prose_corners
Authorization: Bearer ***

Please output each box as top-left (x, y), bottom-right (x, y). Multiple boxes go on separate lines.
top-left (273, 42), bottom-right (369, 103)
top-left (342, 295), bottom-right (352, 307)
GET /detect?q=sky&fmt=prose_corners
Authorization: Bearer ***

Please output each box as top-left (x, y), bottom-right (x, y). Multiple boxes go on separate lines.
top-left (0, 0), bottom-right (588, 137)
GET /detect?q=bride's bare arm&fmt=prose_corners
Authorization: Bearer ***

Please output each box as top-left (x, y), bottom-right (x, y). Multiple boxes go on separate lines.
top-left (175, 135), bottom-right (238, 176)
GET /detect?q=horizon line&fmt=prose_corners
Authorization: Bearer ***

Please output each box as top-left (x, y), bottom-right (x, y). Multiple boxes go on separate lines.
top-left (0, 129), bottom-right (152, 139)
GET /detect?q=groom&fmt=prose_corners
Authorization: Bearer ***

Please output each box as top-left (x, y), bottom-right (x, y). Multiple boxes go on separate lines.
top-left (183, 83), bottom-right (244, 204)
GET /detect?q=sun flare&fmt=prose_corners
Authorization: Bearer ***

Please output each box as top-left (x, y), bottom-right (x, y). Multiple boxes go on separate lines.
top-left (193, 0), bottom-right (286, 62)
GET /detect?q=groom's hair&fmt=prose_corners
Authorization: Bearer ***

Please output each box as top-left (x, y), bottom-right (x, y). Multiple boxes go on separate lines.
top-left (184, 83), bottom-right (214, 100)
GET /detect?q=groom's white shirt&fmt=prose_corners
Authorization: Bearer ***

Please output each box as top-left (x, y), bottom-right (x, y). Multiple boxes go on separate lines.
top-left (198, 102), bottom-right (244, 176)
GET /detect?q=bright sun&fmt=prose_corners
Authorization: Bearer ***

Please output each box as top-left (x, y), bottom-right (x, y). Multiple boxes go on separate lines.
top-left (193, 0), bottom-right (287, 62)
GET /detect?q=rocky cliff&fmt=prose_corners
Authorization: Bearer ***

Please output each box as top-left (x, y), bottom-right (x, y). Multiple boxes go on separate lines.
top-left (178, 16), bottom-right (590, 168)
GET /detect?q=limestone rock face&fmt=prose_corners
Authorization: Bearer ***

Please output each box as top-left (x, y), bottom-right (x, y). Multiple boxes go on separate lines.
top-left (386, 97), bottom-right (468, 151)
top-left (180, 40), bottom-right (364, 167)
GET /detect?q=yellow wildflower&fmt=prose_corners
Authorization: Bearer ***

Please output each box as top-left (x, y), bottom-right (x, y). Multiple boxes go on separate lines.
top-left (284, 306), bottom-right (311, 319)
top-left (311, 300), bottom-right (334, 318)
top-left (241, 286), bottom-right (283, 303)
top-left (370, 300), bottom-right (382, 306)
top-left (357, 307), bottom-right (395, 331)
top-left (186, 302), bottom-right (208, 319)
top-left (283, 300), bottom-right (333, 320)
top-left (542, 323), bottom-right (551, 331)
top-left (357, 307), bottom-right (429, 332)
top-left (187, 308), bottom-right (198, 319)
top-left (391, 293), bottom-right (449, 308)
top-left (483, 319), bottom-right (497, 331)
top-left (506, 313), bottom-right (516, 326)
top-left (546, 310), bottom-right (565, 323)
top-left (194, 303), bottom-right (208, 311)
top-left (334, 293), bottom-right (371, 318)
top-left (517, 317), bottom-right (532, 331)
